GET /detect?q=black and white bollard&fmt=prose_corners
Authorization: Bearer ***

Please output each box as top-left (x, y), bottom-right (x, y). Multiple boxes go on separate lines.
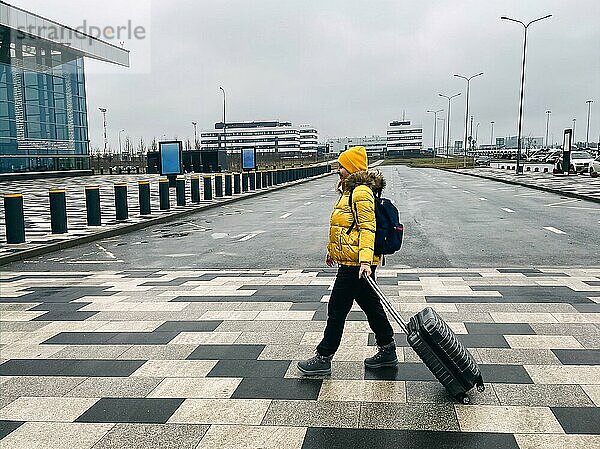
top-left (85, 186), bottom-right (101, 226)
top-left (225, 174), bottom-right (233, 196)
top-left (233, 173), bottom-right (241, 194)
top-left (114, 183), bottom-right (128, 221)
top-left (214, 174), bottom-right (224, 198)
top-left (203, 175), bottom-right (213, 201)
top-left (191, 176), bottom-right (200, 203)
top-left (159, 179), bottom-right (170, 210)
top-left (138, 181), bottom-right (151, 215)
top-left (49, 189), bottom-right (68, 234)
top-left (3, 193), bottom-right (25, 244)
top-left (176, 177), bottom-right (186, 206)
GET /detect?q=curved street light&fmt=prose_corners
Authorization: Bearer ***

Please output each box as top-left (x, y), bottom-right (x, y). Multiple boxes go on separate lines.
top-left (501, 14), bottom-right (552, 174)
top-left (454, 72), bottom-right (484, 167)
top-left (219, 87), bottom-right (227, 155)
top-left (439, 93), bottom-right (462, 158)
top-left (427, 109), bottom-right (444, 159)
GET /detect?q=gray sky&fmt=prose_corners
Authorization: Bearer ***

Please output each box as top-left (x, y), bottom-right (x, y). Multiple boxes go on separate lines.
top-left (12, 0), bottom-right (600, 150)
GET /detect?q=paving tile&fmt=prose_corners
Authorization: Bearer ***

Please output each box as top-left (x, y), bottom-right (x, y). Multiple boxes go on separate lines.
top-left (464, 323), bottom-right (535, 335)
top-left (505, 335), bottom-right (583, 349)
top-left (169, 332), bottom-right (241, 345)
top-left (168, 398), bottom-right (271, 424)
top-left (0, 343), bottom-right (66, 360)
top-left (0, 422), bottom-right (114, 449)
top-left (490, 313), bottom-right (558, 323)
top-left (64, 377), bottom-right (162, 398)
top-left (551, 407), bottom-right (600, 434)
top-left (582, 385), bottom-right (600, 406)
top-left (153, 321), bottom-right (222, 332)
top-left (493, 383), bottom-right (594, 407)
top-left (455, 404), bottom-right (564, 433)
top-left (0, 359), bottom-right (139, 377)
top-left (117, 344), bottom-right (197, 360)
top-left (196, 424), bottom-right (306, 449)
top-left (359, 402), bottom-right (459, 431)
top-left (405, 380), bottom-right (499, 405)
top-left (75, 398), bottom-right (185, 424)
top-left (49, 345), bottom-right (131, 360)
top-left (258, 345), bottom-right (315, 361)
top-left (42, 332), bottom-right (118, 345)
top-left (234, 332), bottom-right (304, 345)
top-left (524, 365), bottom-right (600, 384)
top-left (92, 423), bottom-right (209, 449)
top-left (232, 377), bottom-right (322, 400)
top-left (318, 379), bottom-right (406, 402)
top-left (0, 397), bottom-right (99, 422)
top-left (574, 334), bottom-right (600, 349)
top-left (131, 360), bottom-right (217, 377)
top-left (262, 400), bottom-right (360, 428)
top-left (528, 323), bottom-right (600, 336)
top-left (0, 420), bottom-right (24, 439)
top-left (148, 377), bottom-right (242, 399)
top-left (285, 360), bottom-right (365, 380)
top-left (514, 434), bottom-right (600, 449)
top-left (476, 348), bottom-right (561, 365)
top-left (302, 427), bottom-right (520, 449)
top-left (552, 349), bottom-right (600, 365)
top-left (207, 360), bottom-right (291, 378)
top-left (187, 344), bottom-right (265, 360)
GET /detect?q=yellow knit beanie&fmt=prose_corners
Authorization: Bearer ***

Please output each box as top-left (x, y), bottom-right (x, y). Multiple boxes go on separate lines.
top-left (338, 146), bottom-right (368, 173)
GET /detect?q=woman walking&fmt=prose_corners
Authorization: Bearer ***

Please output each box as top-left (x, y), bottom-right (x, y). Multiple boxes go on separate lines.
top-left (298, 146), bottom-right (397, 375)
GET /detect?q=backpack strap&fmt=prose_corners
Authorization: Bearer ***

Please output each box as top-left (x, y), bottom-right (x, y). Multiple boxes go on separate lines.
top-left (346, 189), bottom-right (357, 235)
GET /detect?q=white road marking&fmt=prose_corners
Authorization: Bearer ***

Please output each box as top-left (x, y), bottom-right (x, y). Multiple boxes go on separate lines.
top-left (280, 213), bottom-right (292, 219)
top-left (165, 254), bottom-right (196, 257)
top-left (545, 198), bottom-right (600, 211)
top-left (211, 233), bottom-right (228, 239)
top-left (514, 192), bottom-right (539, 197)
top-left (501, 208), bottom-right (515, 213)
top-left (479, 197), bottom-right (487, 201)
top-left (451, 186), bottom-right (457, 189)
top-left (463, 190), bottom-right (471, 194)
top-left (95, 243), bottom-right (117, 259)
top-left (304, 202), bottom-right (313, 206)
top-left (546, 198), bottom-right (581, 207)
top-left (543, 226), bottom-right (567, 235)
top-left (238, 234), bottom-right (257, 242)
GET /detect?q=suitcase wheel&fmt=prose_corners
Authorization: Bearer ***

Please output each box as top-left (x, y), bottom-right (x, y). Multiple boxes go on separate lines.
top-left (457, 394), bottom-right (471, 405)
top-left (477, 384), bottom-right (485, 393)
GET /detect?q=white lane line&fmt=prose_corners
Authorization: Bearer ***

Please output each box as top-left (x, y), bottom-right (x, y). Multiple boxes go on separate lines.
top-left (238, 234), bottom-right (257, 242)
top-left (280, 213), bottom-right (292, 219)
top-left (463, 190), bottom-right (471, 194)
top-left (546, 199), bottom-right (580, 207)
top-left (304, 202), bottom-right (313, 206)
top-left (479, 197), bottom-right (488, 201)
top-left (543, 226), bottom-right (567, 235)
top-left (451, 186), bottom-right (457, 189)
top-left (95, 243), bottom-right (117, 259)
top-left (501, 208), bottom-right (515, 213)
top-left (514, 192), bottom-right (539, 197)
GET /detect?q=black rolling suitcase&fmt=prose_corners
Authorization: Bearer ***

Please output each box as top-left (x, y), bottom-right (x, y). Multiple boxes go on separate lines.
top-left (365, 275), bottom-right (485, 404)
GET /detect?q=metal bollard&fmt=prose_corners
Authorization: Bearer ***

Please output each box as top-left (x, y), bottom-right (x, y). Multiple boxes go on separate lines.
top-left (214, 174), bottom-right (224, 198)
top-left (225, 174), bottom-right (233, 196)
top-left (242, 173), bottom-right (249, 192)
top-left (191, 176), bottom-right (200, 203)
top-left (138, 181), bottom-right (151, 215)
top-left (273, 170), bottom-right (279, 186)
top-left (267, 170), bottom-right (273, 187)
top-left (233, 173), bottom-right (241, 194)
top-left (49, 189), bottom-right (68, 234)
top-left (203, 175), bottom-right (213, 201)
top-left (114, 183), bottom-right (128, 221)
top-left (3, 193), bottom-right (25, 244)
top-left (159, 179), bottom-right (170, 210)
top-left (249, 172), bottom-right (256, 191)
top-left (176, 177), bottom-right (186, 206)
top-left (256, 171), bottom-right (262, 189)
top-left (85, 186), bottom-right (101, 226)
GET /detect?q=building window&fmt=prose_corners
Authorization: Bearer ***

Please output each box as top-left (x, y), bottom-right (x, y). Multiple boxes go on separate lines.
top-left (0, 62), bottom-right (17, 151)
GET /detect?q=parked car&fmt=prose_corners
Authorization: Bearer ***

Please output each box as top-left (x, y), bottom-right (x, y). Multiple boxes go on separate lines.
top-left (475, 156), bottom-right (491, 166)
top-left (570, 151), bottom-right (594, 174)
top-left (590, 155), bottom-right (600, 178)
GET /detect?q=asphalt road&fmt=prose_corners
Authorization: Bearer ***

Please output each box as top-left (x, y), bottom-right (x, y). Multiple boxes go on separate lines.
top-left (7, 165), bottom-right (599, 270)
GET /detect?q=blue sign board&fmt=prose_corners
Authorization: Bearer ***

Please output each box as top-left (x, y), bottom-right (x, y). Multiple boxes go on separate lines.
top-left (242, 148), bottom-right (256, 170)
top-left (159, 141), bottom-right (182, 175)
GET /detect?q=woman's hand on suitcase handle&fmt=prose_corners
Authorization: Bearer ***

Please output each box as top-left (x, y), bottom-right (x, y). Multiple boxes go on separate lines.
top-left (359, 263), bottom-right (371, 279)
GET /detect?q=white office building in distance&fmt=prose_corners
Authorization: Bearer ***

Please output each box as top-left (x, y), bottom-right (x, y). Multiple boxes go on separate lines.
top-left (200, 120), bottom-right (318, 156)
top-left (386, 120), bottom-right (423, 157)
top-left (327, 136), bottom-right (387, 158)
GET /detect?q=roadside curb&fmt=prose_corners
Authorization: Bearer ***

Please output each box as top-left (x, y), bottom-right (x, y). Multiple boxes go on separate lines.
top-left (439, 168), bottom-right (600, 205)
top-left (0, 171), bottom-right (335, 267)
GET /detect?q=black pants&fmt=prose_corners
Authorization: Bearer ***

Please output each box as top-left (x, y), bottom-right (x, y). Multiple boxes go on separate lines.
top-left (317, 265), bottom-right (395, 357)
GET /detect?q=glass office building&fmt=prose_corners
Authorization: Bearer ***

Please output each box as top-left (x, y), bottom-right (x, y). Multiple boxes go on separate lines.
top-left (0, 2), bottom-right (129, 173)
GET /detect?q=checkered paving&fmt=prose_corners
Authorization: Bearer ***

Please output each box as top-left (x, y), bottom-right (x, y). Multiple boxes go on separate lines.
top-left (1, 267), bottom-right (599, 448)
top-left (456, 168), bottom-right (600, 201)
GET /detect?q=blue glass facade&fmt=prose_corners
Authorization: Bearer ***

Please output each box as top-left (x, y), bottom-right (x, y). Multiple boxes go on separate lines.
top-left (0, 25), bottom-right (90, 173)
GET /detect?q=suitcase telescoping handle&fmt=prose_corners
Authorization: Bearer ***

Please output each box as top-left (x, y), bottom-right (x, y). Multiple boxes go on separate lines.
top-left (364, 274), bottom-right (410, 334)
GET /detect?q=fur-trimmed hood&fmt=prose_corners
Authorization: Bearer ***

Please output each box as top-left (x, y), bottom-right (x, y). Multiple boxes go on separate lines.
top-left (339, 170), bottom-right (386, 194)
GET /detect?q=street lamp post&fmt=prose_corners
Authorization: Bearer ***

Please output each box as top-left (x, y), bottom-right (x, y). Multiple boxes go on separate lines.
top-left (490, 121), bottom-right (495, 147)
top-left (438, 116), bottom-right (446, 153)
top-left (439, 93), bottom-right (462, 159)
top-left (475, 122), bottom-right (480, 148)
top-left (501, 14), bottom-right (552, 174)
top-left (545, 110), bottom-right (551, 148)
top-left (192, 122), bottom-right (198, 149)
top-left (586, 100), bottom-right (593, 149)
top-left (454, 72), bottom-right (484, 168)
top-left (219, 87), bottom-right (227, 161)
top-left (99, 108), bottom-right (108, 155)
top-left (572, 118), bottom-right (576, 144)
top-left (427, 109), bottom-right (443, 159)
top-left (118, 129), bottom-right (125, 159)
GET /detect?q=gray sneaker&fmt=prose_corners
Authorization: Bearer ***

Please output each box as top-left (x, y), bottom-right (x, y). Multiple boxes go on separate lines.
top-left (297, 353), bottom-right (333, 375)
top-left (364, 341), bottom-right (398, 369)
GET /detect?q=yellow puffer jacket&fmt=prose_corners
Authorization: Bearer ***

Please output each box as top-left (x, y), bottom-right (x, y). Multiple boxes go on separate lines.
top-left (327, 170), bottom-right (386, 266)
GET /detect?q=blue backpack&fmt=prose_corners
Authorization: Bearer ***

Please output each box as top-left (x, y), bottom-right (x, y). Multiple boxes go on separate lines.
top-left (347, 189), bottom-right (404, 255)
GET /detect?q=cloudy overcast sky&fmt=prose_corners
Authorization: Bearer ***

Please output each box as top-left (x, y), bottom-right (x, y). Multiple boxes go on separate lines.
top-left (12, 0), bottom-right (600, 150)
